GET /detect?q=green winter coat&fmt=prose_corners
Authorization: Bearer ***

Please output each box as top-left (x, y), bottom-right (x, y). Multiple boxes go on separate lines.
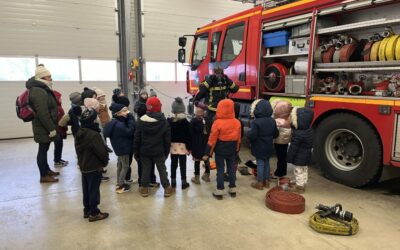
top-left (26, 77), bottom-right (58, 143)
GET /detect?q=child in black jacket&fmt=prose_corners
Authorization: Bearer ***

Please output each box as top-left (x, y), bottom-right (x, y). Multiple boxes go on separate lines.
top-left (134, 97), bottom-right (174, 198)
top-left (75, 108), bottom-right (109, 222)
top-left (190, 107), bottom-right (210, 184)
top-left (168, 97), bottom-right (191, 189)
top-left (287, 107), bottom-right (314, 193)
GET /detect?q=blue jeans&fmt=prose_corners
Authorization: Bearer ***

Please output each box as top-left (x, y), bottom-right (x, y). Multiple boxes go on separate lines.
top-left (256, 158), bottom-right (270, 182)
top-left (215, 154), bottom-right (236, 190)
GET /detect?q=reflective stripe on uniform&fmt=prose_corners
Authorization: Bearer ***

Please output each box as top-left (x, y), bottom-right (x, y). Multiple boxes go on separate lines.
top-left (229, 82), bottom-right (236, 89)
top-left (210, 86), bottom-right (227, 91)
top-left (208, 106), bottom-right (217, 111)
top-left (202, 81), bottom-right (210, 88)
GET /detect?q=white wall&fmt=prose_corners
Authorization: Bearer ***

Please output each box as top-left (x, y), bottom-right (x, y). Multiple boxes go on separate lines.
top-left (0, 0), bottom-right (118, 59)
top-left (141, 0), bottom-right (253, 61)
top-left (1, 82), bottom-right (117, 139)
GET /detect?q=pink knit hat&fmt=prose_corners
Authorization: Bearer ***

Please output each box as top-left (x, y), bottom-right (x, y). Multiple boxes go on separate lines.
top-left (84, 98), bottom-right (100, 112)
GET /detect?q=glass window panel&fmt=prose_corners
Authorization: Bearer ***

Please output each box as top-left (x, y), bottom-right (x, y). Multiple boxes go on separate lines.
top-left (0, 57), bottom-right (35, 81)
top-left (81, 59), bottom-right (117, 81)
top-left (222, 23), bottom-right (245, 62)
top-left (146, 62), bottom-right (175, 81)
top-left (177, 63), bottom-right (188, 81)
top-left (38, 58), bottom-right (79, 81)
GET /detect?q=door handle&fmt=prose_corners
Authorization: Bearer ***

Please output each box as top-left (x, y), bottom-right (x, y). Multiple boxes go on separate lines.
top-left (239, 72), bottom-right (246, 82)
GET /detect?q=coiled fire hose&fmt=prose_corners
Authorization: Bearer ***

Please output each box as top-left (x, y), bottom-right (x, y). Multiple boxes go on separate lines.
top-left (309, 204), bottom-right (359, 236)
top-left (265, 187), bottom-right (305, 214)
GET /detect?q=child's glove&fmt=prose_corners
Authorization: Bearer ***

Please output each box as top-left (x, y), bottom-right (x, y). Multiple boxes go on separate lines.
top-left (49, 130), bottom-right (57, 138)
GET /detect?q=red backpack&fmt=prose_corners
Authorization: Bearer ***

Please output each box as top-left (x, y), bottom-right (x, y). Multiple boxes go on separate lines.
top-left (16, 89), bottom-right (35, 122)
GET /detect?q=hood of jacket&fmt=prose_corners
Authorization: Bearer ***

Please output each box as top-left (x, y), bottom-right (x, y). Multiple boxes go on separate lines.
top-left (291, 107), bottom-right (314, 130)
top-left (140, 112), bottom-right (167, 133)
top-left (216, 99), bottom-right (235, 119)
top-left (26, 77), bottom-right (51, 91)
top-left (75, 128), bottom-right (96, 152)
top-left (251, 99), bottom-right (273, 118)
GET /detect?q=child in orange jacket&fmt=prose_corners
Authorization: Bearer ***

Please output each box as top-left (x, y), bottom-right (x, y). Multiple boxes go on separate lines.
top-left (203, 99), bottom-right (241, 200)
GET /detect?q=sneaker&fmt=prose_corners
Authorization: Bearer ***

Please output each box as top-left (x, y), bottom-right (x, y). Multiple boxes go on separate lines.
top-left (88, 212), bottom-right (109, 222)
top-left (212, 189), bottom-right (224, 200)
top-left (101, 176), bottom-right (110, 182)
top-left (126, 179), bottom-right (138, 184)
top-left (181, 182), bottom-right (190, 190)
top-left (54, 162), bottom-right (65, 168)
top-left (83, 210), bottom-right (89, 219)
top-left (60, 159), bottom-right (69, 166)
top-left (150, 182), bottom-right (160, 188)
top-left (201, 173), bottom-right (210, 182)
top-left (228, 187), bottom-right (237, 198)
top-left (164, 186), bottom-right (175, 197)
top-left (251, 182), bottom-right (264, 190)
top-left (139, 187), bottom-right (150, 197)
top-left (116, 184), bottom-right (130, 194)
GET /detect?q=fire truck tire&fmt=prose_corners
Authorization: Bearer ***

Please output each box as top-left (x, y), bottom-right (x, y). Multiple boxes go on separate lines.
top-left (315, 113), bottom-right (382, 188)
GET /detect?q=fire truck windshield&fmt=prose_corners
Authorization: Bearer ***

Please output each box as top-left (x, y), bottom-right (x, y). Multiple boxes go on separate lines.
top-left (191, 33), bottom-right (208, 69)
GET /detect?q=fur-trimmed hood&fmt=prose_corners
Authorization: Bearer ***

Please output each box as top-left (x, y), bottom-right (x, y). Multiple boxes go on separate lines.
top-left (139, 112), bottom-right (167, 133)
top-left (250, 99), bottom-right (273, 118)
top-left (290, 107), bottom-right (314, 130)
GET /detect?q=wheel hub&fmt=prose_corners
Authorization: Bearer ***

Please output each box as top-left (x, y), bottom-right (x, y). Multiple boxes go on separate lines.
top-left (325, 129), bottom-right (364, 171)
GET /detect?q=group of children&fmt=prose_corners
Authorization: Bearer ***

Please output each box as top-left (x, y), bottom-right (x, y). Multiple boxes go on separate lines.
top-left (56, 85), bottom-right (313, 222)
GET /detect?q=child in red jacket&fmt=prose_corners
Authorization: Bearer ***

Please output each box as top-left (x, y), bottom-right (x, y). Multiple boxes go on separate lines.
top-left (203, 99), bottom-right (241, 200)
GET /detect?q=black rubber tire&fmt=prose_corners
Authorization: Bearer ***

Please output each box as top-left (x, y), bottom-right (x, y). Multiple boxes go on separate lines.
top-left (314, 113), bottom-right (382, 187)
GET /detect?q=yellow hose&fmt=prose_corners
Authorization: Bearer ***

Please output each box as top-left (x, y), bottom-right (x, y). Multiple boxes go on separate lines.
top-left (309, 212), bottom-right (359, 236)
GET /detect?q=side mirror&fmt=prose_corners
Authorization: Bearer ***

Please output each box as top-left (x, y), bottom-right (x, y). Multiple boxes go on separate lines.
top-left (178, 48), bottom-right (186, 63)
top-left (179, 37), bottom-right (187, 47)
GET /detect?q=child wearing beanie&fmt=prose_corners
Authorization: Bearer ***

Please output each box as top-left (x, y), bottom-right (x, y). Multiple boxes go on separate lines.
top-left (93, 87), bottom-right (111, 128)
top-left (75, 108), bottom-right (109, 222)
top-left (134, 96), bottom-right (175, 197)
top-left (189, 107), bottom-right (210, 184)
top-left (167, 97), bottom-right (191, 189)
top-left (104, 103), bottom-right (135, 194)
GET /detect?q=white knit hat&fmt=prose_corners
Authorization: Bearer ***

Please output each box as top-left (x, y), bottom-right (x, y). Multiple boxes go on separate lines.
top-left (35, 65), bottom-right (51, 80)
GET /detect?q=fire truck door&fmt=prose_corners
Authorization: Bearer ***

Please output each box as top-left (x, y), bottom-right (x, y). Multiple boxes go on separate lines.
top-left (216, 19), bottom-right (248, 86)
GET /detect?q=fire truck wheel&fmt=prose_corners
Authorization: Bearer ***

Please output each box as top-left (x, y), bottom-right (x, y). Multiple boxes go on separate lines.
top-left (315, 113), bottom-right (382, 187)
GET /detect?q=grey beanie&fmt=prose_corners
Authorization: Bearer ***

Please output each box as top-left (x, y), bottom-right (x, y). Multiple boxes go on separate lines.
top-left (149, 89), bottom-right (157, 97)
top-left (171, 97), bottom-right (185, 114)
top-left (69, 92), bottom-right (82, 105)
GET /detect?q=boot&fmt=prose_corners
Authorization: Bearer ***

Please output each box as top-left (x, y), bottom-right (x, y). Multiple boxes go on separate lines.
top-left (48, 170), bottom-right (60, 176)
top-left (212, 189), bottom-right (224, 200)
top-left (88, 211), bottom-right (109, 222)
top-left (139, 187), bottom-right (149, 197)
top-left (228, 187), bottom-right (237, 198)
top-left (164, 186), bottom-right (175, 197)
top-left (181, 180), bottom-right (190, 190)
top-left (251, 182), bottom-right (263, 190)
top-left (40, 175), bottom-right (59, 183)
top-left (262, 180), bottom-right (270, 188)
top-left (201, 173), bottom-right (210, 182)
top-left (191, 175), bottom-right (200, 184)
top-left (171, 179), bottom-right (176, 188)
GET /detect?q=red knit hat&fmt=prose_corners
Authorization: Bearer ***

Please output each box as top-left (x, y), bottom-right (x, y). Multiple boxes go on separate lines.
top-left (146, 96), bottom-right (162, 113)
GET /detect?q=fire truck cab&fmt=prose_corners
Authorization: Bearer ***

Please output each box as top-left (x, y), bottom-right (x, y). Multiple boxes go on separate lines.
top-left (178, 0), bottom-right (400, 188)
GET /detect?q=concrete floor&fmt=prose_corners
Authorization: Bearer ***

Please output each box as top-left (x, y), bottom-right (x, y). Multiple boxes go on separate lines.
top-left (1, 137), bottom-right (400, 250)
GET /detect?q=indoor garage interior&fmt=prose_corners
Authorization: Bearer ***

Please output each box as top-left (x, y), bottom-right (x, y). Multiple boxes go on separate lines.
top-left (1, 0), bottom-right (400, 249)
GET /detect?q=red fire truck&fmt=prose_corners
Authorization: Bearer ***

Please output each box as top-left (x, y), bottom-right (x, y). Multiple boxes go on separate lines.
top-left (178, 0), bottom-right (400, 187)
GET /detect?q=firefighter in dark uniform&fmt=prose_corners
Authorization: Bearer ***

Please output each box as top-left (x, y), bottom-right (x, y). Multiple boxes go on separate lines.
top-left (194, 63), bottom-right (239, 133)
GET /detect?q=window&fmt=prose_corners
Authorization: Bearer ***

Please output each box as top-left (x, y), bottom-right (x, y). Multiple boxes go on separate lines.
top-left (38, 58), bottom-right (79, 81)
top-left (211, 32), bottom-right (221, 62)
top-left (0, 57), bottom-right (35, 81)
top-left (222, 22), bottom-right (245, 62)
top-left (191, 33), bottom-right (208, 68)
top-left (177, 63), bottom-right (188, 82)
top-left (146, 62), bottom-right (175, 81)
top-left (81, 60), bottom-right (117, 81)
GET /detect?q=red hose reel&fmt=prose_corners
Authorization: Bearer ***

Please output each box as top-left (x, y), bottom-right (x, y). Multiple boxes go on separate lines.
top-left (263, 63), bottom-right (288, 92)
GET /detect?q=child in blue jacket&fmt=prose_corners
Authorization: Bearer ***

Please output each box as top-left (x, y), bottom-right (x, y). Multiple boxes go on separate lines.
top-left (247, 99), bottom-right (279, 190)
top-left (103, 103), bottom-right (135, 194)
